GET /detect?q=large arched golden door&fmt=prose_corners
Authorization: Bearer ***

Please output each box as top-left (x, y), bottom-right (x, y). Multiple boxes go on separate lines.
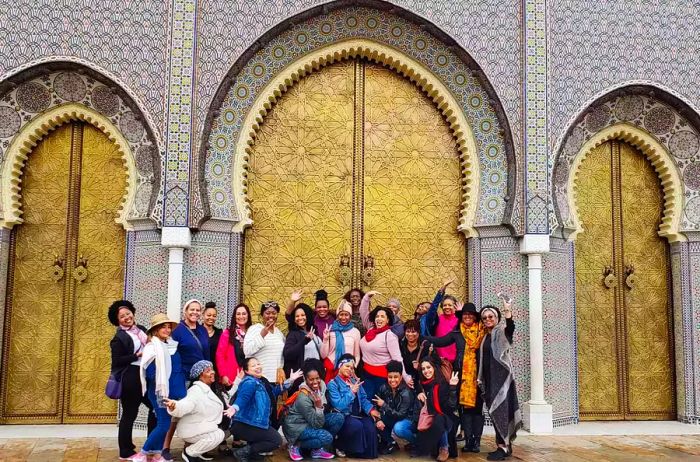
top-left (243, 59), bottom-right (467, 315)
top-left (575, 139), bottom-right (675, 420)
top-left (0, 122), bottom-right (127, 423)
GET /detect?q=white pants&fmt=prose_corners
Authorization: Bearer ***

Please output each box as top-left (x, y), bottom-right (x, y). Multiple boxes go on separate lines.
top-left (183, 429), bottom-right (225, 457)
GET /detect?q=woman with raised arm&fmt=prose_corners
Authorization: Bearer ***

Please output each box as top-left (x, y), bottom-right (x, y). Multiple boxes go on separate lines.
top-left (320, 300), bottom-right (361, 382)
top-left (283, 301), bottom-right (322, 392)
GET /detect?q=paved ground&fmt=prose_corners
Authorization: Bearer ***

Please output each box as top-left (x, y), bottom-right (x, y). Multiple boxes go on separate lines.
top-left (1, 434), bottom-right (700, 462)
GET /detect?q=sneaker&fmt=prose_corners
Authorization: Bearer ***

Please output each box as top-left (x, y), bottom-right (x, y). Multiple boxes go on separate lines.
top-left (182, 448), bottom-right (204, 462)
top-left (151, 455), bottom-right (168, 462)
top-left (289, 445), bottom-right (303, 461)
top-left (161, 448), bottom-right (175, 462)
top-left (233, 445), bottom-right (252, 462)
top-left (486, 448), bottom-right (510, 461)
top-left (436, 447), bottom-right (449, 462)
top-left (334, 449), bottom-right (346, 458)
top-left (311, 448), bottom-right (335, 459)
top-left (126, 453), bottom-right (148, 462)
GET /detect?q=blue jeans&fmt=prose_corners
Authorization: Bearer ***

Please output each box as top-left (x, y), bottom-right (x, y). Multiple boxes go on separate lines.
top-left (142, 392), bottom-right (171, 453)
top-left (391, 419), bottom-right (416, 444)
top-left (297, 413), bottom-right (345, 449)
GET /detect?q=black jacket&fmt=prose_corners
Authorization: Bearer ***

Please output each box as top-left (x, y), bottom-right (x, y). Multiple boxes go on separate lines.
top-left (283, 328), bottom-right (316, 374)
top-left (422, 379), bottom-right (457, 417)
top-left (425, 328), bottom-right (467, 373)
top-left (376, 382), bottom-right (415, 423)
top-left (109, 325), bottom-right (147, 375)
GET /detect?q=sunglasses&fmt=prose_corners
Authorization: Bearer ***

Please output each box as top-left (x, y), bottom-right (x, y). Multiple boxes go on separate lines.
top-left (481, 314), bottom-right (496, 320)
top-left (262, 301), bottom-right (279, 309)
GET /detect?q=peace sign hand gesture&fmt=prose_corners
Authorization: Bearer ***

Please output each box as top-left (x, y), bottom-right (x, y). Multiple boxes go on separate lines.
top-left (323, 324), bottom-right (331, 341)
top-left (449, 371), bottom-right (460, 386)
top-left (306, 327), bottom-right (316, 340)
top-left (350, 380), bottom-right (364, 394)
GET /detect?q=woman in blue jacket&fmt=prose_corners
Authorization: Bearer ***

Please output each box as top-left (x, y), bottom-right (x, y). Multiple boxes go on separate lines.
top-left (228, 357), bottom-right (301, 462)
top-left (327, 354), bottom-right (381, 459)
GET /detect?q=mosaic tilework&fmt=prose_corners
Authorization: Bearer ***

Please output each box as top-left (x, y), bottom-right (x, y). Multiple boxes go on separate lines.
top-left (0, 1), bottom-right (168, 139)
top-left (0, 70), bottom-right (163, 224)
top-left (227, 232), bottom-right (244, 320)
top-left (478, 236), bottom-right (531, 405)
top-left (181, 231), bottom-right (231, 329)
top-left (523, 0), bottom-right (549, 234)
top-left (194, 1), bottom-right (522, 229)
top-left (124, 230), bottom-right (169, 325)
top-left (163, 0), bottom-right (197, 226)
top-left (688, 241), bottom-right (700, 423)
top-left (552, 94), bottom-right (700, 232)
top-left (542, 238), bottom-right (578, 425)
top-left (196, 3), bottom-right (518, 230)
top-left (671, 244), bottom-right (691, 422)
top-left (0, 229), bottom-right (10, 368)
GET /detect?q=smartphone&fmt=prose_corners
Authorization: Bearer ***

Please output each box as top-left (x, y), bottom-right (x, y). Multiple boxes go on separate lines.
top-left (497, 292), bottom-right (512, 304)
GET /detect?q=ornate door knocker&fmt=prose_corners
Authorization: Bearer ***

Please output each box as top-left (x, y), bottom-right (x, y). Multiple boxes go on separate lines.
top-left (625, 264), bottom-right (636, 290)
top-left (73, 255), bottom-right (88, 283)
top-left (338, 254), bottom-right (351, 287)
top-left (362, 255), bottom-right (376, 287)
top-left (51, 255), bottom-right (65, 282)
top-left (603, 266), bottom-right (617, 289)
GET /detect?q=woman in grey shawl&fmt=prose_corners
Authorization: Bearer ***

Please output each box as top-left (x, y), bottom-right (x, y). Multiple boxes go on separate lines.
top-left (477, 300), bottom-right (521, 461)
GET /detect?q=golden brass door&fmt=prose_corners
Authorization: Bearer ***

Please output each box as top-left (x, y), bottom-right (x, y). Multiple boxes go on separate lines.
top-left (575, 140), bottom-right (675, 420)
top-left (0, 122), bottom-right (126, 423)
top-left (243, 59), bottom-right (467, 318)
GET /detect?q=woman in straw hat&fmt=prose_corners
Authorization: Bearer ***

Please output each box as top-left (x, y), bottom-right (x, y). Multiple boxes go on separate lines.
top-left (130, 314), bottom-right (186, 462)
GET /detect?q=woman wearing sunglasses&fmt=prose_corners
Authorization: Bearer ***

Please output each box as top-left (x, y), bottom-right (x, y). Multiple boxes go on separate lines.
top-left (477, 297), bottom-right (521, 461)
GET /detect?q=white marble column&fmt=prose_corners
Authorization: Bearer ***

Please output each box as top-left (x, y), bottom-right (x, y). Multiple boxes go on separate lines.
top-left (162, 227), bottom-right (192, 321)
top-left (519, 234), bottom-right (553, 433)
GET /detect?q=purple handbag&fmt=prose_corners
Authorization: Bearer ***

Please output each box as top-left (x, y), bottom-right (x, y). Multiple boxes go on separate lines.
top-left (105, 370), bottom-right (124, 399)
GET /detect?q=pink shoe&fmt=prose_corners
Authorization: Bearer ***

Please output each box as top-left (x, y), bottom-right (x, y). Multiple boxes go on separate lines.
top-left (127, 453), bottom-right (148, 462)
top-left (289, 445), bottom-right (303, 461)
top-left (151, 455), bottom-right (167, 462)
top-left (311, 449), bottom-right (335, 459)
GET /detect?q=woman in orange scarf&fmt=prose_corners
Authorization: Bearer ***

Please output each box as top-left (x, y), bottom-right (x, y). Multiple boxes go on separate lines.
top-left (425, 302), bottom-right (485, 453)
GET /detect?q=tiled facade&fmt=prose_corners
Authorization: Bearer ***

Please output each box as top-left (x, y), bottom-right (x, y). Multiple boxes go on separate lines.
top-left (0, 0), bottom-right (699, 426)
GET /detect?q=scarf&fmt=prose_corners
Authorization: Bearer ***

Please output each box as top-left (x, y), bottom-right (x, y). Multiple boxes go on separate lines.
top-left (331, 320), bottom-right (354, 366)
top-left (420, 378), bottom-right (443, 415)
top-left (235, 325), bottom-right (246, 343)
top-left (459, 322), bottom-right (485, 407)
top-left (120, 324), bottom-right (148, 351)
top-left (364, 324), bottom-right (390, 342)
top-left (140, 336), bottom-right (172, 399)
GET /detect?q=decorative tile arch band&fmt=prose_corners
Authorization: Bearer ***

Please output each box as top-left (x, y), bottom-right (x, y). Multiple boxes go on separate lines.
top-left (231, 38), bottom-right (480, 237)
top-left (565, 123), bottom-right (684, 243)
top-left (0, 103), bottom-right (137, 230)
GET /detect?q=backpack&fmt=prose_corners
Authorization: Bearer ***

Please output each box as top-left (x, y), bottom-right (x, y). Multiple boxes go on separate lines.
top-left (277, 388), bottom-right (310, 420)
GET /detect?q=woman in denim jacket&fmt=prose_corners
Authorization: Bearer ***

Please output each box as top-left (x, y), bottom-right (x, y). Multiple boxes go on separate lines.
top-left (327, 354), bottom-right (381, 458)
top-left (227, 357), bottom-right (301, 462)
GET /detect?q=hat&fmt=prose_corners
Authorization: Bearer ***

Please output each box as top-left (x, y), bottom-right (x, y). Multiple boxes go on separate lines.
top-left (459, 302), bottom-right (479, 319)
top-left (480, 305), bottom-right (501, 323)
top-left (147, 313), bottom-right (178, 334)
top-left (190, 360), bottom-right (214, 380)
top-left (337, 299), bottom-right (353, 315)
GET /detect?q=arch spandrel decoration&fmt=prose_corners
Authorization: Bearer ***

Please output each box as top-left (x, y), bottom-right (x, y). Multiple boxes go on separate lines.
top-left (553, 91), bottom-right (700, 242)
top-left (0, 104), bottom-right (136, 230)
top-left (199, 5), bottom-right (515, 234)
top-left (0, 66), bottom-right (163, 228)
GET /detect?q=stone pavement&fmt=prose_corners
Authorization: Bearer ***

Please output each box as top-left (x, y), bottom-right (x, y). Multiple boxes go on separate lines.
top-left (1, 434), bottom-right (700, 462)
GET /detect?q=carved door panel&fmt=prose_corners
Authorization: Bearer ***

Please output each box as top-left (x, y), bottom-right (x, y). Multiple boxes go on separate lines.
top-left (244, 59), bottom-right (467, 318)
top-left (575, 140), bottom-right (674, 420)
top-left (1, 122), bottom-right (125, 423)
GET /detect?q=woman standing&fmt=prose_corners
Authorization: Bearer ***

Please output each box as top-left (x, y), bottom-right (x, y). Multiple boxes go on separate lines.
top-left (359, 291), bottom-right (413, 398)
top-left (216, 303), bottom-right (252, 387)
top-left (172, 299), bottom-right (210, 376)
top-left (399, 320), bottom-right (440, 389)
top-left (131, 314), bottom-right (187, 462)
top-left (243, 301), bottom-right (285, 383)
top-left (202, 302), bottom-right (222, 370)
top-left (478, 300), bottom-right (520, 461)
top-left (313, 290), bottom-right (335, 334)
top-left (283, 302), bottom-right (322, 392)
top-left (327, 354), bottom-right (381, 459)
top-left (426, 303), bottom-right (486, 453)
top-left (343, 288), bottom-right (366, 336)
top-left (108, 300), bottom-right (156, 461)
top-left (415, 360), bottom-right (459, 462)
top-left (227, 358), bottom-right (301, 462)
top-left (422, 279), bottom-right (460, 364)
top-left (320, 300), bottom-right (361, 383)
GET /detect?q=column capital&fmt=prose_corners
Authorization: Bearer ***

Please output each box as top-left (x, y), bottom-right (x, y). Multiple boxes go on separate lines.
top-left (161, 226), bottom-right (192, 248)
top-left (519, 234), bottom-right (550, 255)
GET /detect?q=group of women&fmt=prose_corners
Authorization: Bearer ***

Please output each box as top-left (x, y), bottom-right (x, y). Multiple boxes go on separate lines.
top-left (108, 280), bottom-right (521, 462)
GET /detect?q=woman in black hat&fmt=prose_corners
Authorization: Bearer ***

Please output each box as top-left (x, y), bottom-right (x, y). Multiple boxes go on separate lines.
top-left (107, 300), bottom-right (156, 461)
top-left (425, 302), bottom-right (486, 454)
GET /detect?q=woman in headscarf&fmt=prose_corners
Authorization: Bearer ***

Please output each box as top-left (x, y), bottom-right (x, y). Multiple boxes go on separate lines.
top-left (359, 291), bottom-right (413, 398)
top-left (243, 301), bottom-right (286, 383)
top-left (108, 300), bottom-right (155, 460)
top-left (283, 302), bottom-right (322, 392)
top-left (216, 303), bottom-right (252, 387)
top-left (320, 300), bottom-right (361, 383)
top-left (131, 314), bottom-right (186, 462)
top-left (425, 303), bottom-right (486, 453)
top-left (478, 299), bottom-right (520, 461)
top-left (327, 354), bottom-right (381, 459)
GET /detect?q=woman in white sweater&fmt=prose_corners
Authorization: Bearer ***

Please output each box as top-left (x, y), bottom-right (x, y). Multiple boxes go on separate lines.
top-left (164, 360), bottom-right (225, 462)
top-left (243, 301), bottom-right (286, 383)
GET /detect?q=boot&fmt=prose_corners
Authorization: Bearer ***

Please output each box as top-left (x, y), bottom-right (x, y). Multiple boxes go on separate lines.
top-left (233, 445), bottom-right (252, 462)
top-left (461, 436), bottom-right (473, 453)
top-left (471, 437), bottom-right (481, 453)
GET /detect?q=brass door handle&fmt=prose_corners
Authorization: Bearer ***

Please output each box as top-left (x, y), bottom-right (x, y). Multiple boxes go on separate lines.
top-left (362, 255), bottom-right (376, 286)
top-left (338, 254), bottom-right (351, 287)
top-left (603, 266), bottom-right (617, 289)
top-left (625, 264), bottom-right (636, 290)
top-left (73, 255), bottom-right (88, 283)
top-left (51, 255), bottom-right (65, 282)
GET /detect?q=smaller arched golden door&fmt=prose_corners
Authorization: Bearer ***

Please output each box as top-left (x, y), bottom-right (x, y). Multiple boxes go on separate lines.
top-left (575, 139), bottom-right (675, 420)
top-left (0, 122), bottom-right (127, 423)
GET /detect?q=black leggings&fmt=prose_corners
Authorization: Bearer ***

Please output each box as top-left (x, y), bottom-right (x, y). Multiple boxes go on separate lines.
top-left (230, 422), bottom-right (282, 454)
top-left (119, 365), bottom-right (156, 458)
top-left (461, 405), bottom-right (484, 439)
